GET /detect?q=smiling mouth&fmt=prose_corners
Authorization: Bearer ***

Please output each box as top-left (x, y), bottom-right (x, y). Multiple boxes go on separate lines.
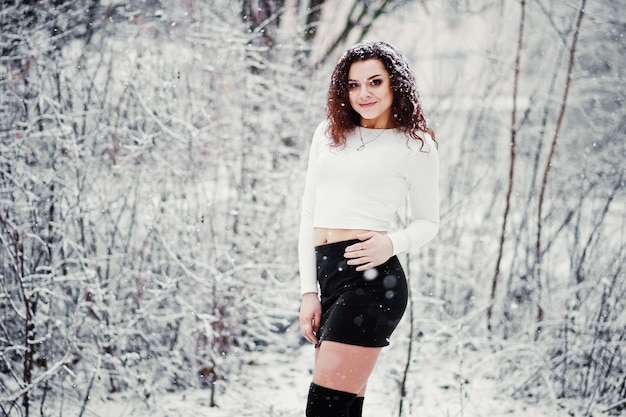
top-left (360, 102), bottom-right (376, 107)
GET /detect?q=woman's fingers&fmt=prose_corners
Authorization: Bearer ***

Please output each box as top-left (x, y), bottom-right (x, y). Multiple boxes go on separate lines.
top-left (344, 233), bottom-right (392, 269)
top-left (344, 242), bottom-right (363, 254)
top-left (301, 315), bottom-right (320, 344)
top-left (344, 232), bottom-right (377, 254)
top-left (344, 241), bottom-right (371, 262)
top-left (300, 318), bottom-right (314, 342)
top-left (355, 261), bottom-right (378, 271)
top-left (300, 295), bottom-right (321, 344)
top-left (301, 322), bottom-right (317, 344)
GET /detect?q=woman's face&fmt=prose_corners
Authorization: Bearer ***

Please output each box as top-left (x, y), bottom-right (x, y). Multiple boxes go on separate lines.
top-left (347, 59), bottom-right (394, 129)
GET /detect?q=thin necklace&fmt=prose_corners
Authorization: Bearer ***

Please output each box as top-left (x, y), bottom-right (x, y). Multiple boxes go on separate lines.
top-left (357, 126), bottom-right (385, 151)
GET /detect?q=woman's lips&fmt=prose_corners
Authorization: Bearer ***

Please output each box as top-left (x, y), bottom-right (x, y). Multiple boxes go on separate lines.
top-left (360, 102), bottom-right (376, 108)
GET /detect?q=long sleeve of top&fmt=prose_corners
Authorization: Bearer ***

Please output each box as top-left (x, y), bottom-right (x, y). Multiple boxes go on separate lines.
top-left (298, 121), bottom-right (440, 295)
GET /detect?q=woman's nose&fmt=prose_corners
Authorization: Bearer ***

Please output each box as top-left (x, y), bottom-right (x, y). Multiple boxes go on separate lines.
top-left (358, 85), bottom-right (372, 98)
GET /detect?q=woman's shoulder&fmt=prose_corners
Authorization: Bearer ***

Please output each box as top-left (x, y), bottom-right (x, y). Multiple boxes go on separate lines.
top-left (312, 120), bottom-right (332, 143)
top-left (307, 120), bottom-right (332, 151)
top-left (318, 119), bottom-right (330, 129)
top-left (313, 119), bottom-right (329, 133)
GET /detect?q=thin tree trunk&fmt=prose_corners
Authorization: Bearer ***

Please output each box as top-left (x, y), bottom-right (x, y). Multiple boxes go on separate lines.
top-left (487, 0), bottom-right (525, 332)
top-left (397, 251), bottom-right (413, 417)
top-left (534, 0), bottom-right (587, 340)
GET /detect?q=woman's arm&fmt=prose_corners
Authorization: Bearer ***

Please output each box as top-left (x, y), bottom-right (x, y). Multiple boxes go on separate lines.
top-left (298, 123), bottom-right (325, 295)
top-left (387, 134), bottom-right (440, 255)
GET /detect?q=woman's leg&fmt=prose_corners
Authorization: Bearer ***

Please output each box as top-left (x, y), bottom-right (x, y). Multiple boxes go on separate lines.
top-left (313, 341), bottom-right (382, 393)
top-left (306, 382), bottom-right (356, 417)
top-left (306, 341), bottom-right (380, 417)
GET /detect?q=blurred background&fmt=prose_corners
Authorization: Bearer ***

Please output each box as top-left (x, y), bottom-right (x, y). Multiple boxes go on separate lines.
top-left (1, 0), bottom-right (624, 416)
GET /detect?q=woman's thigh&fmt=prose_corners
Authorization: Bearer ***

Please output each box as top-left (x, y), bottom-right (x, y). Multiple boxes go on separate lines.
top-left (313, 341), bottom-right (382, 394)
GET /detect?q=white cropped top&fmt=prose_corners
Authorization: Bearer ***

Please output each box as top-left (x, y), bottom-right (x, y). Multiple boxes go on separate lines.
top-left (298, 121), bottom-right (440, 294)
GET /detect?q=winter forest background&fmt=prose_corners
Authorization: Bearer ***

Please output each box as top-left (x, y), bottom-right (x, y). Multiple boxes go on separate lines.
top-left (0, 0), bottom-right (624, 416)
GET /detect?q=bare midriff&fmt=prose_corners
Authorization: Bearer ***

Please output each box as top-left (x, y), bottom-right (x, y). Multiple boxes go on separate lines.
top-left (314, 228), bottom-right (387, 246)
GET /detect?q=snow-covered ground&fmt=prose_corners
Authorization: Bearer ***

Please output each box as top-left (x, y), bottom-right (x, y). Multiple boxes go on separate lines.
top-left (93, 336), bottom-right (575, 417)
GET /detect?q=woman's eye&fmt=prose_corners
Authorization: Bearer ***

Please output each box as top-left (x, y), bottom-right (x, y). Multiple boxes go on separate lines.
top-left (348, 82), bottom-right (359, 89)
top-left (370, 79), bottom-right (382, 86)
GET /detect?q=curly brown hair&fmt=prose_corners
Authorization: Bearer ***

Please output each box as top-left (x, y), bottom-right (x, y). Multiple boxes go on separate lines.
top-left (326, 41), bottom-right (436, 148)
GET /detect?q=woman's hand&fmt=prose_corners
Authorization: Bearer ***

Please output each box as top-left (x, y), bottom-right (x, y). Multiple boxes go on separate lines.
top-left (300, 293), bottom-right (322, 344)
top-left (344, 232), bottom-right (393, 271)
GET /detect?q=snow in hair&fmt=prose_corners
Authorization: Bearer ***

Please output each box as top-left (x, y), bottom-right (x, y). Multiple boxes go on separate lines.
top-left (340, 41), bottom-right (416, 85)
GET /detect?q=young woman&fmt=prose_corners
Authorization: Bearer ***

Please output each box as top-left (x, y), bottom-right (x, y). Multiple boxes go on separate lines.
top-left (298, 41), bottom-right (440, 416)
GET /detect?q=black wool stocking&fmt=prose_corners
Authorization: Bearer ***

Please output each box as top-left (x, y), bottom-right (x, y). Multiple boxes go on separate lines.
top-left (306, 383), bottom-right (358, 417)
top-left (349, 396), bottom-right (364, 417)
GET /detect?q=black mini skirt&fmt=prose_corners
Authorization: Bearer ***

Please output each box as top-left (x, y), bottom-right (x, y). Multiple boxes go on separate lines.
top-left (315, 239), bottom-right (408, 348)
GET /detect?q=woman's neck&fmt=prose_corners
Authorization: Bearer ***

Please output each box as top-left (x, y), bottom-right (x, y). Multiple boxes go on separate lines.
top-left (360, 115), bottom-right (393, 129)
